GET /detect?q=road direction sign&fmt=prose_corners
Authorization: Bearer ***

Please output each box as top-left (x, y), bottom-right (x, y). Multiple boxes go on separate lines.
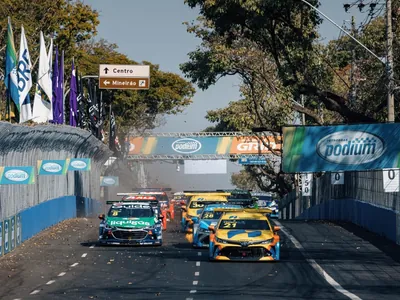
top-left (99, 64), bottom-right (150, 90)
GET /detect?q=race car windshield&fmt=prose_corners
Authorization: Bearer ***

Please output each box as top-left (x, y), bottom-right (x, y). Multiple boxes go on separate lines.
top-left (228, 193), bottom-right (250, 200)
top-left (108, 207), bottom-right (154, 218)
top-left (219, 219), bottom-right (270, 230)
top-left (189, 201), bottom-right (221, 209)
top-left (201, 211), bottom-right (223, 220)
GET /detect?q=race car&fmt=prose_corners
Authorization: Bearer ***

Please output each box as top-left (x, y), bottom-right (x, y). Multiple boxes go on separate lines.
top-left (251, 192), bottom-right (279, 218)
top-left (98, 201), bottom-right (163, 246)
top-left (218, 189), bottom-right (255, 207)
top-left (208, 208), bottom-right (280, 261)
top-left (130, 188), bottom-right (175, 220)
top-left (171, 192), bottom-right (189, 206)
top-left (181, 191), bottom-right (230, 233)
top-left (192, 203), bottom-right (242, 248)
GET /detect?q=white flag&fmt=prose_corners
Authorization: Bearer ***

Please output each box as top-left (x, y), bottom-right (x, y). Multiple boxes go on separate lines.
top-left (32, 32), bottom-right (53, 123)
top-left (18, 26), bottom-right (33, 123)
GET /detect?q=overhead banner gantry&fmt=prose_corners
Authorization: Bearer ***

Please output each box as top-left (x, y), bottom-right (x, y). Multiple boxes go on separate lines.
top-left (126, 132), bottom-right (282, 161)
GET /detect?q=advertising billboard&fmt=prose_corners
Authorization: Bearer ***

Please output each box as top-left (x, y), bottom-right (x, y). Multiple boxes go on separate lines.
top-left (128, 136), bottom-right (281, 156)
top-left (282, 124), bottom-right (400, 172)
top-left (37, 160), bottom-right (68, 175)
top-left (0, 166), bottom-right (35, 184)
top-left (67, 158), bottom-right (91, 171)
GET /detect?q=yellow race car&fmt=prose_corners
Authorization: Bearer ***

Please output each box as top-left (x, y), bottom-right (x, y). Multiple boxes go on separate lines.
top-left (208, 208), bottom-right (281, 261)
top-left (180, 192), bottom-right (230, 233)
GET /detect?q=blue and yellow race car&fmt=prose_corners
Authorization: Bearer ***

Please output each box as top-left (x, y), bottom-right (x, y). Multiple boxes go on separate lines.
top-left (192, 203), bottom-right (242, 248)
top-left (208, 208), bottom-right (281, 261)
top-left (180, 192), bottom-right (230, 233)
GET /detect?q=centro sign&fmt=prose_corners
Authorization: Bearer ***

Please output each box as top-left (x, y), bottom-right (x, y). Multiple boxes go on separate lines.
top-left (4, 170), bottom-right (29, 182)
top-left (42, 162), bottom-right (62, 173)
top-left (172, 138), bottom-right (202, 154)
top-left (316, 131), bottom-right (385, 165)
top-left (71, 160), bottom-right (87, 169)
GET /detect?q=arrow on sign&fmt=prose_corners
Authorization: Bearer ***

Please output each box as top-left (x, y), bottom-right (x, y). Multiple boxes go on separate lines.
top-left (103, 80), bottom-right (110, 86)
top-left (104, 67), bottom-right (109, 74)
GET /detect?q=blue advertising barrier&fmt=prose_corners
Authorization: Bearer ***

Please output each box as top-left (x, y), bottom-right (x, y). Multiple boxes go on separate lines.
top-left (4, 219), bottom-right (9, 254)
top-left (10, 216), bottom-right (15, 251)
top-left (283, 123), bottom-right (400, 172)
top-left (37, 160), bottom-right (68, 175)
top-left (68, 158), bottom-right (91, 171)
top-left (0, 166), bottom-right (35, 184)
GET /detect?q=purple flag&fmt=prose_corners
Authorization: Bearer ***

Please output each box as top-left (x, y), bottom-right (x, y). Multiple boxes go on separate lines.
top-left (52, 47), bottom-right (59, 123)
top-left (58, 51), bottom-right (64, 124)
top-left (69, 60), bottom-right (78, 126)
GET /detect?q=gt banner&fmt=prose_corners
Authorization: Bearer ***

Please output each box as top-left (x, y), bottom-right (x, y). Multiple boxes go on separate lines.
top-left (67, 158), bottom-right (91, 171)
top-left (100, 176), bottom-right (119, 187)
top-left (128, 136), bottom-right (281, 156)
top-left (301, 173), bottom-right (312, 196)
top-left (37, 160), bottom-right (68, 175)
top-left (283, 124), bottom-right (400, 172)
top-left (0, 166), bottom-right (35, 184)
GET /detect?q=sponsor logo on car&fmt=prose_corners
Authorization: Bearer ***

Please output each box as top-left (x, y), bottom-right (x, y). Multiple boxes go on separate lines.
top-left (316, 131), bottom-right (385, 165)
top-left (109, 220), bottom-right (151, 226)
top-left (171, 138), bottom-right (202, 154)
top-left (42, 162), bottom-right (62, 173)
top-left (4, 170), bottom-right (29, 182)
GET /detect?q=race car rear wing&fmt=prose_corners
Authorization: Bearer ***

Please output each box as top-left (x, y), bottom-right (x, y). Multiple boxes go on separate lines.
top-left (106, 200), bottom-right (157, 205)
top-left (213, 208), bottom-right (273, 213)
top-left (132, 188), bottom-right (172, 192)
top-left (183, 190), bottom-right (221, 193)
top-left (117, 193), bottom-right (140, 196)
top-left (184, 192), bottom-right (231, 196)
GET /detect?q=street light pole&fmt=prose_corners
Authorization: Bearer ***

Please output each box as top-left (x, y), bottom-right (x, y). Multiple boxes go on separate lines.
top-left (386, 0), bottom-right (395, 122)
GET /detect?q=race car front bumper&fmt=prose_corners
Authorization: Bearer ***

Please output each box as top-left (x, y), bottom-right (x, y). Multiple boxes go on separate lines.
top-left (193, 231), bottom-right (210, 248)
top-left (210, 242), bottom-right (280, 261)
top-left (99, 228), bottom-right (162, 246)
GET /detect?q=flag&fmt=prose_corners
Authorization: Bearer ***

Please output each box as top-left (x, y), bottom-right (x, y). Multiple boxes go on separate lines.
top-left (69, 60), bottom-right (78, 126)
top-left (18, 25), bottom-right (33, 123)
top-left (32, 32), bottom-right (53, 123)
top-left (87, 79), bottom-right (99, 136)
top-left (109, 106), bottom-right (116, 152)
top-left (58, 50), bottom-right (64, 124)
top-left (77, 71), bottom-right (87, 129)
top-left (4, 17), bottom-right (20, 119)
top-left (52, 47), bottom-right (59, 123)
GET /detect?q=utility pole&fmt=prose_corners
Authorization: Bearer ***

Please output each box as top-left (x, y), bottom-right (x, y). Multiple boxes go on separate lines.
top-left (301, 95), bottom-right (306, 125)
top-left (349, 16), bottom-right (357, 106)
top-left (386, 0), bottom-right (395, 122)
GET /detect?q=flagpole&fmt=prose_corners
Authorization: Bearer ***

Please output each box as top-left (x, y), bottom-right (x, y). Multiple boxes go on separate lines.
top-left (62, 51), bottom-right (65, 124)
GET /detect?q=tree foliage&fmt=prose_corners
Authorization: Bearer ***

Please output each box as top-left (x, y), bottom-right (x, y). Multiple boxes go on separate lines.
top-left (0, 0), bottom-right (195, 136)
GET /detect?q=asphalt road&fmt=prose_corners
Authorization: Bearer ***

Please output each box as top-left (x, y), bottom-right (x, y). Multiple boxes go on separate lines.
top-left (1, 213), bottom-right (400, 300)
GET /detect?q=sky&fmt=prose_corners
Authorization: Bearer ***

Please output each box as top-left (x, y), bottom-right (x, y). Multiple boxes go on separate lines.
top-left (83, 0), bottom-right (373, 191)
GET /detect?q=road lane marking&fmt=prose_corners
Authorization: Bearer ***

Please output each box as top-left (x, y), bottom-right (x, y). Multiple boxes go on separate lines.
top-left (58, 272), bottom-right (66, 277)
top-left (81, 253), bottom-right (87, 258)
top-left (193, 281), bottom-right (198, 285)
top-left (195, 271), bottom-right (200, 276)
top-left (46, 280), bottom-right (56, 285)
top-left (70, 262), bottom-right (79, 267)
top-left (275, 221), bottom-right (362, 300)
top-left (190, 290), bottom-right (197, 293)
top-left (30, 290), bottom-right (41, 295)
top-left (90, 245), bottom-right (95, 249)
top-left (197, 252), bottom-right (201, 256)
top-left (186, 298), bottom-right (193, 300)
top-left (196, 261), bottom-right (200, 266)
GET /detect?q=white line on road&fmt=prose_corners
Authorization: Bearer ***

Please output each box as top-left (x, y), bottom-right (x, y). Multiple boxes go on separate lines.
top-left (275, 221), bottom-right (362, 300)
top-left (196, 261), bottom-right (200, 266)
top-left (90, 245), bottom-right (95, 249)
top-left (46, 280), bottom-right (56, 285)
top-left (195, 271), bottom-right (200, 276)
top-left (81, 253), bottom-right (87, 258)
top-left (70, 262), bottom-right (79, 267)
top-left (190, 290), bottom-right (197, 294)
top-left (193, 281), bottom-right (198, 285)
top-left (197, 252), bottom-right (201, 256)
top-left (30, 290), bottom-right (40, 295)
top-left (58, 272), bottom-right (66, 277)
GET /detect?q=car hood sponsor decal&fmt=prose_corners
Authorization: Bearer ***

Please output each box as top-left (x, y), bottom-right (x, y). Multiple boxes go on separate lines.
top-left (106, 217), bottom-right (155, 228)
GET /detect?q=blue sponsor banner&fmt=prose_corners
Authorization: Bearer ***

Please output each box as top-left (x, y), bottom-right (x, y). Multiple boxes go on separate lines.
top-left (10, 216), bottom-right (15, 251)
top-left (283, 124), bottom-right (400, 172)
top-left (68, 158), bottom-right (91, 171)
top-left (37, 160), bottom-right (67, 175)
top-left (16, 214), bottom-right (21, 246)
top-left (4, 219), bottom-right (9, 254)
top-left (238, 156), bottom-right (267, 165)
top-left (100, 176), bottom-right (119, 187)
top-left (0, 166), bottom-right (35, 184)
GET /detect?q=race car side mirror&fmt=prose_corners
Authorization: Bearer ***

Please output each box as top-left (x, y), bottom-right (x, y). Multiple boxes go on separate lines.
top-left (208, 225), bottom-right (215, 233)
top-left (273, 226), bottom-right (280, 232)
top-left (98, 214), bottom-right (105, 220)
